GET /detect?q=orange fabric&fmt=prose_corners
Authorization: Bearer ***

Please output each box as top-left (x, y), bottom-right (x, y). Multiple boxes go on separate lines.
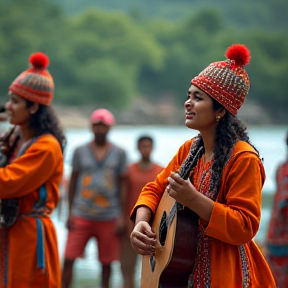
top-left (127, 162), bottom-right (163, 216)
top-left (131, 139), bottom-right (276, 288)
top-left (0, 134), bottom-right (63, 288)
top-left (120, 162), bottom-right (163, 287)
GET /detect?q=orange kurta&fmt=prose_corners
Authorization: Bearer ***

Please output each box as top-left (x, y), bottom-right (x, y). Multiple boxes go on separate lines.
top-left (0, 134), bottom-right (63, 288)
top-left (131, 139), bottom-right (276, 288)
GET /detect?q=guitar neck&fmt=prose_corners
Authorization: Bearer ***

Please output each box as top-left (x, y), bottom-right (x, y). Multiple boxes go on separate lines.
top-left (178, 146), bottom-right (203, 180)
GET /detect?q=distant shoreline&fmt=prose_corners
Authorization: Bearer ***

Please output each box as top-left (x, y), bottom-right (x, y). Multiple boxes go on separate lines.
top-left (55, 98), bottom-right (276, 129)
top-left (0, 99), bottom-right (280, 131)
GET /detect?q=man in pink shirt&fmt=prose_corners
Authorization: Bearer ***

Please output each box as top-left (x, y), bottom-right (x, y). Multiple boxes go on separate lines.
top-left (120, 135), bottom-right (163, 288)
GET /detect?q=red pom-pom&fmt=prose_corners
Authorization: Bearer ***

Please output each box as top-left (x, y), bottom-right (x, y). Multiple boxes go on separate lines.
top-left (225, 44), bottom-right (250, 66)
top-left (29, 52), bottom-right (50, 69)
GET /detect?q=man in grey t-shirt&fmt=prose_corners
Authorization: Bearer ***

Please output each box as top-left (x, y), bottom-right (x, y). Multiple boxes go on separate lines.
top-left (62, 109), bottom-right (128, 288)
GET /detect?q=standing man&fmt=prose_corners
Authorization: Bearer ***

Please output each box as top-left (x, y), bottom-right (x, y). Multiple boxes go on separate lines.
top-left (62, 108), bottom-right (128, 288)
top-left (120, 135), bottom-right (163, 288)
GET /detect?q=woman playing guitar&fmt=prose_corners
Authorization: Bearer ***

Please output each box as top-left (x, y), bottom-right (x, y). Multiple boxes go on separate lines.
top-left (130, 44), bottom-right (276, 288)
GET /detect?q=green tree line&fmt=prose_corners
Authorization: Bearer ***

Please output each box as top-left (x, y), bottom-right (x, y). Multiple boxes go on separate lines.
top-left (52, 0), bottom-right (288, 33)
top-left (0, 0), bottom-right (287, 123)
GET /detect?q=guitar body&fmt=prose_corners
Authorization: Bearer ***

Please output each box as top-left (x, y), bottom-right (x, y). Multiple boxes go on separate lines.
top-left (141, 190), bottom-right (199, 288)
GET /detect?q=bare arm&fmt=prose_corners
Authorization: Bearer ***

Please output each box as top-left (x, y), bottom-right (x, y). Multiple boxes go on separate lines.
top-left (134, 206), bottom-right (153, 226)
top-left (67, 170), bottom-right (79, 217)
top-left (130, 206), bottom-right (156, 255)
top-left (119, 175), bottom-right (128, 217)
top-left (115, 174), bottom-right (129, 234)
top-left (186, 192), bottom-right (214, 222)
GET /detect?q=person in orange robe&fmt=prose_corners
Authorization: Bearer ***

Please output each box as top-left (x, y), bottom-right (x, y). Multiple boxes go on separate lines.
top-left (130, 44), bottom-right (276, 287)
top-left (0, 52), bottom-right (66, 288)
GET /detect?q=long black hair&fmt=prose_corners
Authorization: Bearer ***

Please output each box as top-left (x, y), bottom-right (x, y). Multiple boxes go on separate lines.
top-left (26, 100), bottom-right (66, 153)
top-left (180, 97), bottom-right (259, 200)
top-left (210, 98), bottom-right (257, 193)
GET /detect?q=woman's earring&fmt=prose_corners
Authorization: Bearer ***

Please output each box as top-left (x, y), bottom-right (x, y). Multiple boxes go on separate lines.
top-left (216, 115), bottom-right (221, 122)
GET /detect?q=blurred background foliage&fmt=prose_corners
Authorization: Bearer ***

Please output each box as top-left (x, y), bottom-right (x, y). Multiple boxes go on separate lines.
top-left (0, 0), bottom-right (287, 123)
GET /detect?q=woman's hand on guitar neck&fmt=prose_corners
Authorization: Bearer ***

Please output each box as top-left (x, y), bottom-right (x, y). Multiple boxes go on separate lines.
top-left (130, 220), bottom-right (156, 256)
top-left (167, 172), bottom-right (214, 222)
top-left (167, 172), bottom-right (198, 205)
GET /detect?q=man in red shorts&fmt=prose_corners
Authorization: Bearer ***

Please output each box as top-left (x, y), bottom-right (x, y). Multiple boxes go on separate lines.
top-left (62, 109), bottom-right (128, 288)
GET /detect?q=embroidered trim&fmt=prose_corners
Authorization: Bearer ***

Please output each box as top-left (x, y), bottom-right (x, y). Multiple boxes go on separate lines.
top-left (239, 244), bottom-right (250, 288)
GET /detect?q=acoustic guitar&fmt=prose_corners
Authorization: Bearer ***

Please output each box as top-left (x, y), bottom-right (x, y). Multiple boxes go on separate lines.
top-left (140, 188), bottom-right (199, 288)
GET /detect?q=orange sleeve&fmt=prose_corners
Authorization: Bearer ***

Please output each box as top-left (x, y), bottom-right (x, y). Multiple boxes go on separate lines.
top-left (205, 152), bottom-right (265, 245)
top-left (0, 135), bottom-right (63, 198)
top-left (130, 139), bottom-right (193, 219)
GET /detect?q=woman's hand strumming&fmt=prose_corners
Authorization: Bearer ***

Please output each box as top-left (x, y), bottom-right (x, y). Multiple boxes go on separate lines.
top-left (130, 221), bottom-right (156, 256)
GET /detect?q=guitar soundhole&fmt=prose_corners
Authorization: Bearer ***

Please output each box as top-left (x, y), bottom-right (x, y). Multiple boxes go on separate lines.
top-left (159, 211), bottom-right (167, 246)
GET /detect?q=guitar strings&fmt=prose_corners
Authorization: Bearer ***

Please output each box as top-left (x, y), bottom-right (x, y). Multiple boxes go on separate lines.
top-left (159, 144), bottom-right (204, 234)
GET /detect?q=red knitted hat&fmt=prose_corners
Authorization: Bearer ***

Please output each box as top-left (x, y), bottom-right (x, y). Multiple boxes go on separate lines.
top-left (9, 52), bottom-right (54, 106)
top-left (191, 44), bottom-right (251, 115)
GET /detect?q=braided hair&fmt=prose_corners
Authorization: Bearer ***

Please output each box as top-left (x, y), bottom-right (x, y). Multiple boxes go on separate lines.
top-left (179, 97), bottom-right (259, 201)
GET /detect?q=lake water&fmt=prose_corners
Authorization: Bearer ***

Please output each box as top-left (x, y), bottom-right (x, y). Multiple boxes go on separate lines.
top-left (54, 125), bottom-right (287, 287)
